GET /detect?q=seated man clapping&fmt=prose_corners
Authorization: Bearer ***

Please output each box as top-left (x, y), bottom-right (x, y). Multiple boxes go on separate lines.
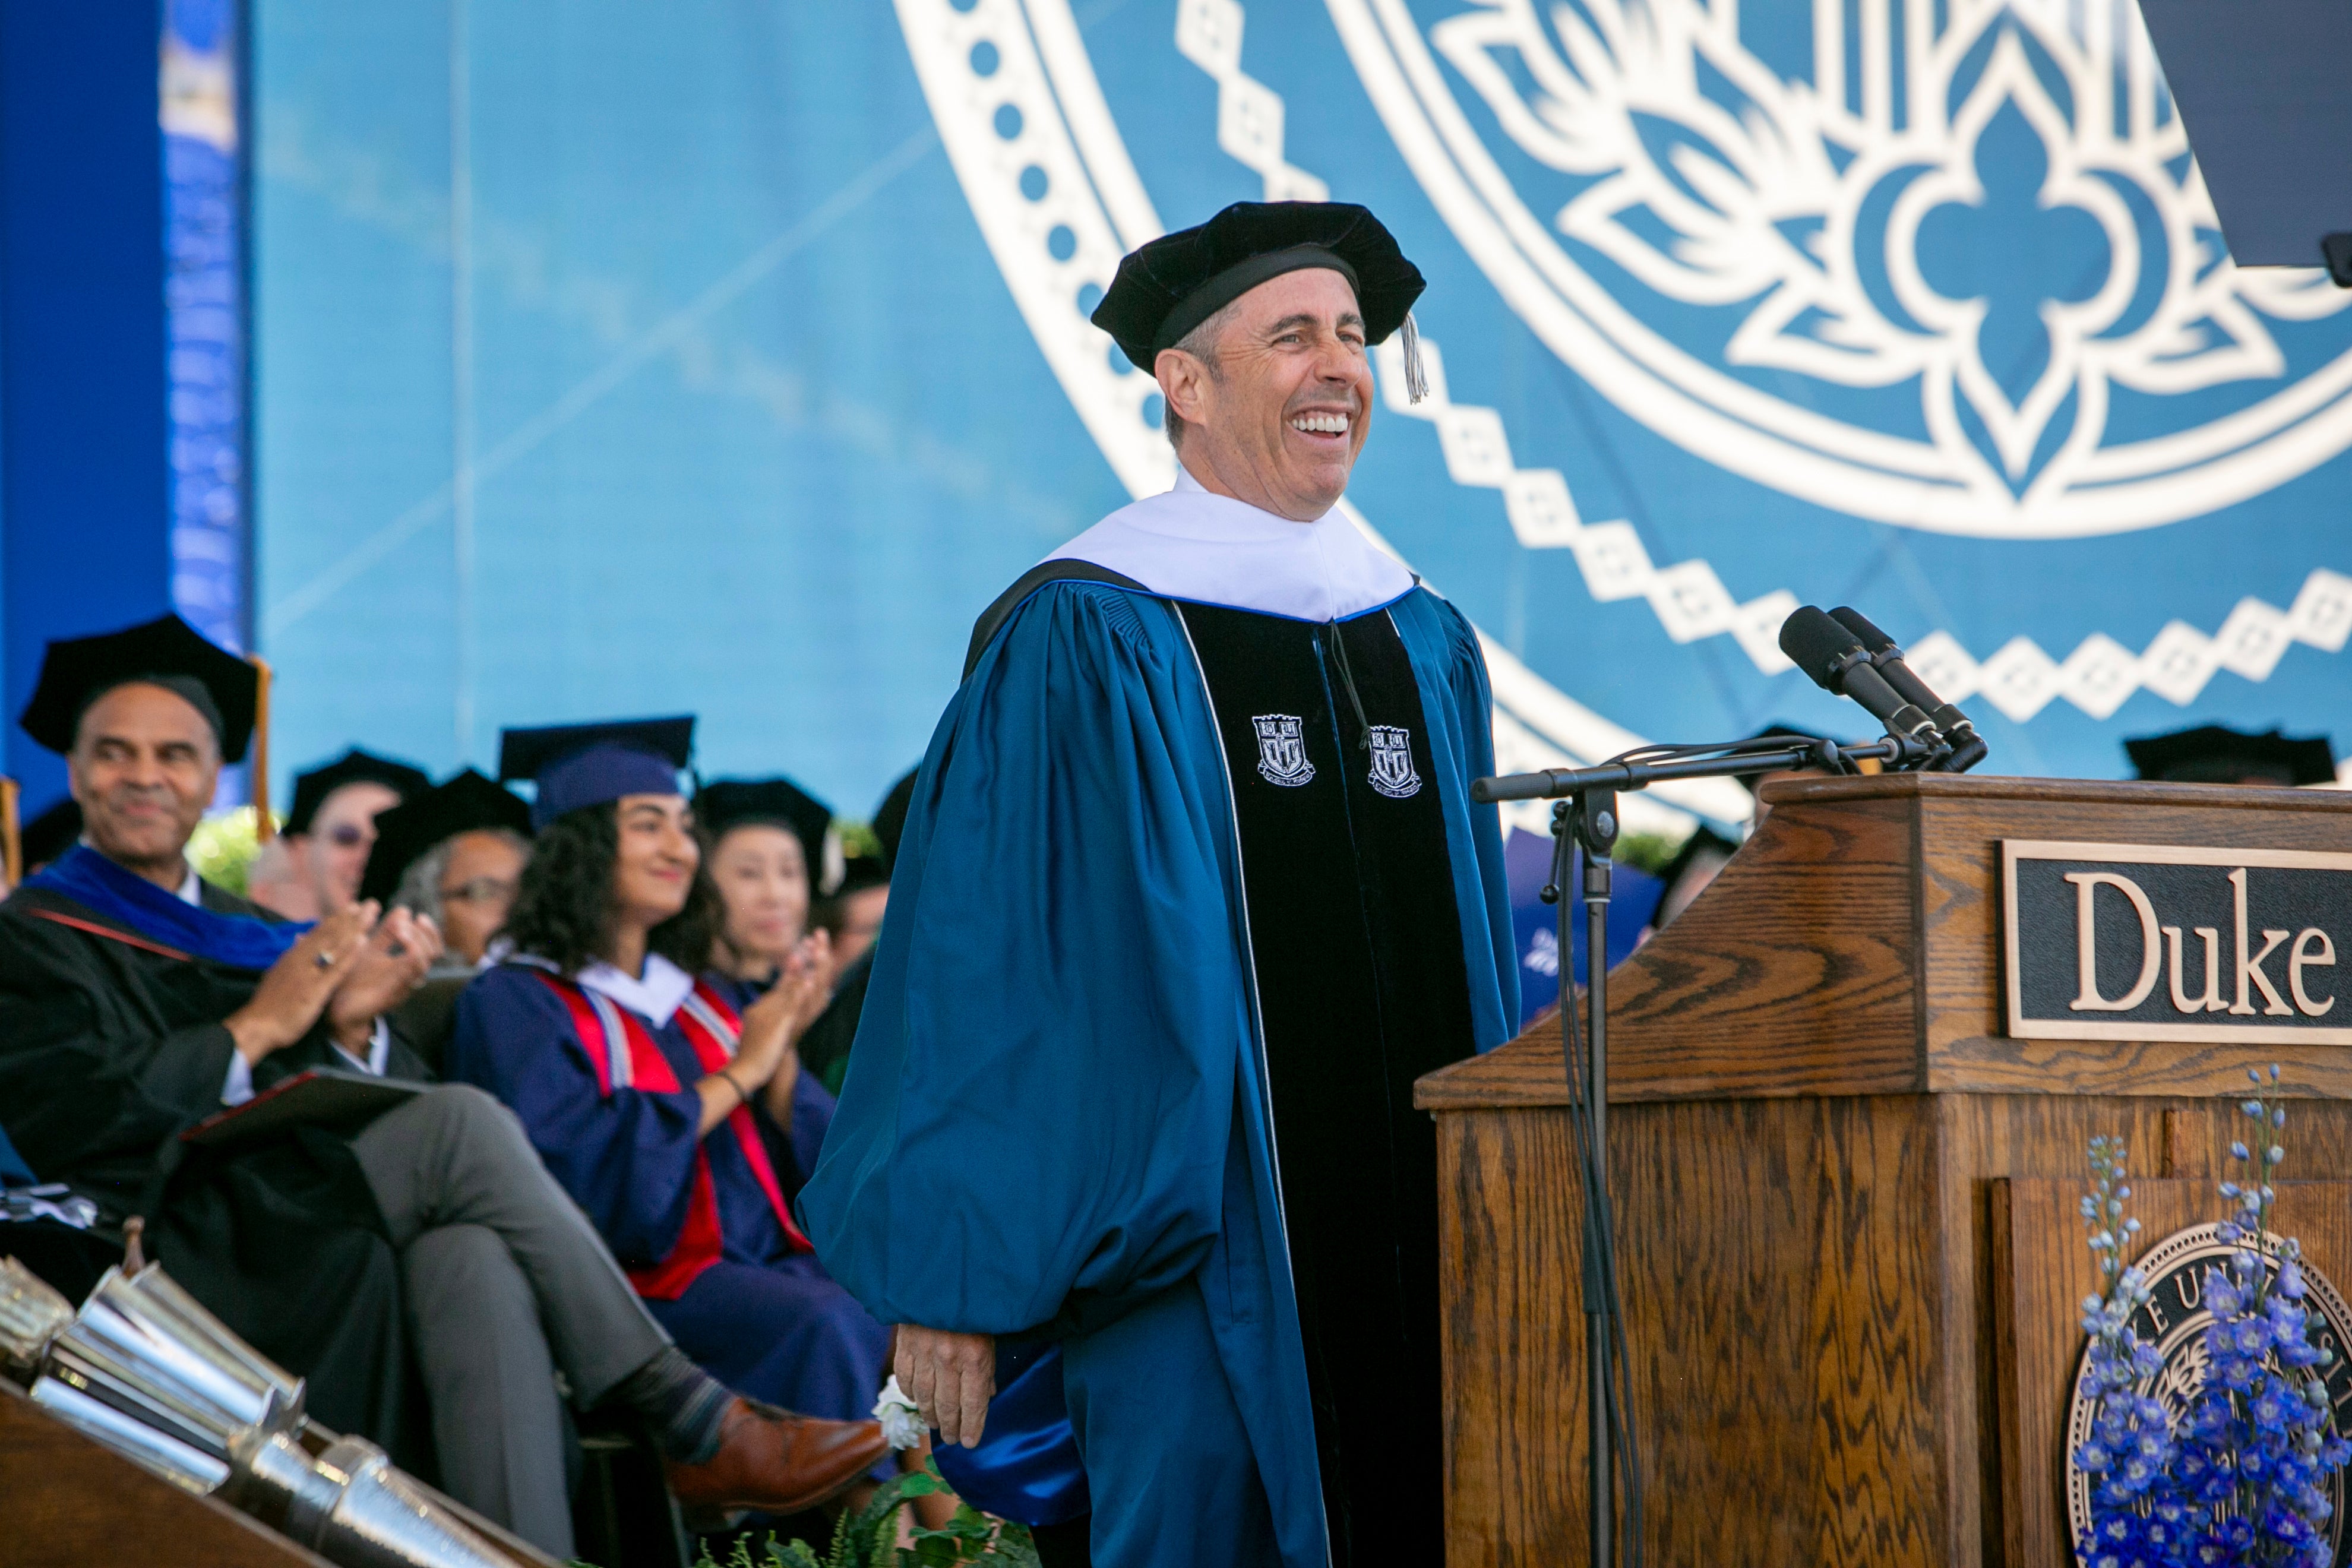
top-left (0, 616), bottom-right (887, 1559)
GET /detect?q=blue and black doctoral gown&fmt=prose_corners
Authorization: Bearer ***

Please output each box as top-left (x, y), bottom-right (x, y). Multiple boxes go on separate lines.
top-left (447, 958), bottom-right (889, 1428)
top-left (802, 469), bottom-right (1520, 1568)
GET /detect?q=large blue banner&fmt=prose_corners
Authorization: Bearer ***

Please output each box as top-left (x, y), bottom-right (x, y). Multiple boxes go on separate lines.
top-left (254, 0), bottom-right (2352, 834)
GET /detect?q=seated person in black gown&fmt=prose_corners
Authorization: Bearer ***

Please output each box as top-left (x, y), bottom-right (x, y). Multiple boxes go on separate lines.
top-left (0, 614), bottom-right (888, 1558)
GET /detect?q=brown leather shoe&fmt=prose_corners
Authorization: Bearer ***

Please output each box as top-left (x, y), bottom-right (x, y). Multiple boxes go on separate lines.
top-left (664, 1398), bottom-right (890, 1515)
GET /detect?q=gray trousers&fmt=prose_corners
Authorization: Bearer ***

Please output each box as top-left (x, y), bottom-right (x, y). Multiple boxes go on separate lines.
top-left (350, 1083), bottom-right (674, 1558)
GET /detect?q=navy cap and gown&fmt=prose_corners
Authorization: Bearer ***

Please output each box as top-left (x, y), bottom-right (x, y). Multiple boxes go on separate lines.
top-left (802, 200), bottom-right (1519, 1568)
top-left (445, 723), bottom-right (889, 1437)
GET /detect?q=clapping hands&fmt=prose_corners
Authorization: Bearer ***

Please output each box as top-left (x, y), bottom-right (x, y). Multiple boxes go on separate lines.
top-left (224, 902), bottom-right (442, 1066)
top-left (325, 906), bottom-right (443, 1049)
top-left (732, 930), bottom-right (833, 1107)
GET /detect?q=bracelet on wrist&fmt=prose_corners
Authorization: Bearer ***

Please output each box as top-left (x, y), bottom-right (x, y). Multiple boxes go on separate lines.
top-left (715, 1070), bottom-right (750, 1110)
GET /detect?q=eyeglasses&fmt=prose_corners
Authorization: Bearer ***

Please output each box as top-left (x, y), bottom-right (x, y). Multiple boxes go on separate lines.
top-left (325, 823), bottom-right (371, 849)
top-left (440, 877), bottom-right (518, 907)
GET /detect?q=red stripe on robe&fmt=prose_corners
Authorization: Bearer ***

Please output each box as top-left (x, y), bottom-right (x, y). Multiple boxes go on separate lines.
top-left (538, 973), bottom-right (808, 1303)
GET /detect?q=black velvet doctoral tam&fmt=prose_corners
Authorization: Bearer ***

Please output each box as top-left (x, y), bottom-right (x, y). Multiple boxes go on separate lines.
top-left (1091, 200), bottom-right (1426, 371)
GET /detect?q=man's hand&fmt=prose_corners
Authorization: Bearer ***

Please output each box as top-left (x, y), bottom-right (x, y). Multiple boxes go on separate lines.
top-left (325, 908), bottom-right (442, 1050)
top-left (894, 1325), bottom-right (995, 1448)
top-left (223, 905), bottom-right (377, 1065)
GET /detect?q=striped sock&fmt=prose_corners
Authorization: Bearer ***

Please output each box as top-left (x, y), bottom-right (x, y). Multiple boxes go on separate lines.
top-left (611, 1347), bottom-right (735, 1465)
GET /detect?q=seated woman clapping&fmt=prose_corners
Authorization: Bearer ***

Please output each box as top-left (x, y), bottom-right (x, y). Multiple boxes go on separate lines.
top-left (447, 725), bottom-right (891, 1462)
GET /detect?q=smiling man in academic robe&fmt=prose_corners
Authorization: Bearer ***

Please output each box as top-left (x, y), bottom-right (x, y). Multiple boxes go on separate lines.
top-left (802, 202), bottom-right (1520, 1568)
top-left (0, 614), bottom-right (888, 1556)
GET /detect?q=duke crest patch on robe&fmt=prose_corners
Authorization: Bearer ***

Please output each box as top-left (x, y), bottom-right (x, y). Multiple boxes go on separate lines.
top-left (1253, 714), bottom-right (1314, 787)
top-left (1367, 725), bottom-right (1422, 799)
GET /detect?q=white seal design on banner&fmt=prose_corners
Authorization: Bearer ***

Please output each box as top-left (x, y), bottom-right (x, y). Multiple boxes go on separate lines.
top-left (892, 0), bottom-right (1754, 833)
top-left (898, 0), bottom-right (2352, 747)
top-left (1326, 0), bottom-right (2352, 538)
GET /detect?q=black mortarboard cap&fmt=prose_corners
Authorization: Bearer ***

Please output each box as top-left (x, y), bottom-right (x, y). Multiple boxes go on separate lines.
top-left (2137, 0), bottom-right (2352, 274)
top-left (1092, 201), bottom-right (1428, 376)
top-left (19, 798), bottom-right (81, 873)
top-left (696, 776), bottom-right (835, 889)
top-left (287, 748), bottom-right (431, 834)
top-left (18, 612), bottom-right (260, 761)
top-left (831, 855), bottom-right (889, 899)
top-left (358, 768), bottom-right (533, 907)
top-left (498, 716), bottom-right (696, 829)
top-left (2124, 724), bottom-right (2337, 786)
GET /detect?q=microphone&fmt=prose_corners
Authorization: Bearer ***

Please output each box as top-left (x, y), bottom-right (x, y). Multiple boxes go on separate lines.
top-left (1827, 606), bottom-right (1987, 771)
top-left (1777, 606), bottom-right (1942, 742)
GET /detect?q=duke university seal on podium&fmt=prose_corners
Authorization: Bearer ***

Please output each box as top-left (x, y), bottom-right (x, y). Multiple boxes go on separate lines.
top-left (2065, 1222), bottom-right (2352, 1561)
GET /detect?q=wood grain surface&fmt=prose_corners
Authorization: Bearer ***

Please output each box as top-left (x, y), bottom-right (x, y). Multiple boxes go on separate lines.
top-left (1424, 779), bottom-right (2352, 1564)
top-left (1439, 1096), bottom-right (1948, 1566)
top-left (0, 1377), bottom-right (330, 1567)
top-left (1434, 1090), bottom-right (2352, 1566)
top-left (1418, 776), bottom-right (2352, 1112)
top-left (1911, 780), bottom-right (2352, 1096)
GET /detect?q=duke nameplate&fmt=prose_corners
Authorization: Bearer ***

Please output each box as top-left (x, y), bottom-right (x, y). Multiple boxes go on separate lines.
top-left (2004, 841), bottom-right (2352, 1044)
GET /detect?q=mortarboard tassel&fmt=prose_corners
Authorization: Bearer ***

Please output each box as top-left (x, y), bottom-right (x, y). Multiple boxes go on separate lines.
top-left (1400, 311), bottom-right (1429, 404)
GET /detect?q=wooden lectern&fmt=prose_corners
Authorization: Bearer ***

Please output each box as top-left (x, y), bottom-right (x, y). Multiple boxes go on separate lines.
top-left (1416, 773), bottom-right (2352, 1567)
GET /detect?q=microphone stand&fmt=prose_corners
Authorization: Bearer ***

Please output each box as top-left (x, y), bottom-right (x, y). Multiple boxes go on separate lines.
top-left (1472, 732), bottom-right (1943, 1568)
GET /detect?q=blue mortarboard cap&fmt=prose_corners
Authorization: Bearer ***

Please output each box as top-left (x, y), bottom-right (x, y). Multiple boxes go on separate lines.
top-left (497, 716), bottom-right (696, 829)
top-left (2138, 0), bottom-right (2352, 273)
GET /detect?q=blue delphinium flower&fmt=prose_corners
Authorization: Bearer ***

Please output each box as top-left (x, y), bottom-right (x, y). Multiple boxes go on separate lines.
top-left (2160, 1080), bottom-right (2348, 1566)
top-left (2075, 1139), bottom-right (2185, 1565)
top-left (2073, 1080), bottom-right (2350, 1567)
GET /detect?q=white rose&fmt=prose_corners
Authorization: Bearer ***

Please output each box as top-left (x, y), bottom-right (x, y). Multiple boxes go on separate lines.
top-left (872, 1373), bottom-right (928, 1450)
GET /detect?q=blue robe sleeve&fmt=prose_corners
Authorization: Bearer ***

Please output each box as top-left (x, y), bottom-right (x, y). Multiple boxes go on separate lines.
top-left (801, 583), bottom-right (1250, 1337)
top-left (446, 968), bottom-right (706, 1268)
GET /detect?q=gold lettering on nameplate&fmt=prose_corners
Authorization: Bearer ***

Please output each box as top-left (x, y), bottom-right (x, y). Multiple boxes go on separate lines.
top-left (2162, 925), bottom-right (2227, 1013)
top-left (2005, 841), bottom-right (2352, 1044)
top-left (2293, 929), bottom-right (2338, 1017)
top-left (2227, 868), bottom-right (2295, 1018)
top-left (2066, 872), bottom-right (2162, 1011)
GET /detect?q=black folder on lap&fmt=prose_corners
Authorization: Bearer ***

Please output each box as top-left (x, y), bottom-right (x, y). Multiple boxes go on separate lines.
top-left (180, 1068), bottom-right (423, 1150)
top-left (2137, 0), bottom-right (2352, 270)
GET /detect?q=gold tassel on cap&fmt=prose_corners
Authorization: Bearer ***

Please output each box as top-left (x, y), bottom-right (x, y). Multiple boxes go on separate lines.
top-left (1400, 311), bottom-right (1429, 404)
top-left (0, 777), bottom-right (18, 890)
top-left (248, 655), bottom-right (274, 843)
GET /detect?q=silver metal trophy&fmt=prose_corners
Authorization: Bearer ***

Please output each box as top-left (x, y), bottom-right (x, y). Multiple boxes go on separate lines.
top-left (0, 1255), bottom-right (556, 1568)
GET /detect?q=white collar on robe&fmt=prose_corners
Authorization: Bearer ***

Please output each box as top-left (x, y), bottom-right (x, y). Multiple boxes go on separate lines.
top-left (569, 952), bottom-right (696, 1028)
top-left (1043, 464), bottom-right (1415, 622)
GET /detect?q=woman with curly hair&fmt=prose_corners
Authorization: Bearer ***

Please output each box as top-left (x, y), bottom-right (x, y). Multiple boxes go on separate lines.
top-left (445, 723), bottom-right (890, 1467)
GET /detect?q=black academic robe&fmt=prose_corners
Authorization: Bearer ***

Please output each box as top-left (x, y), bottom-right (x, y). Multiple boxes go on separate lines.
top-left (0, 880), bottom-right (435, 1462)
top-left (796, 947), bottom-right (873, 1097)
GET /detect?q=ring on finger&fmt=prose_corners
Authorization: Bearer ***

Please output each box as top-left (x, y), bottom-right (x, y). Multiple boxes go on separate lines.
top-left (314, 950), bottom-right (337, 970)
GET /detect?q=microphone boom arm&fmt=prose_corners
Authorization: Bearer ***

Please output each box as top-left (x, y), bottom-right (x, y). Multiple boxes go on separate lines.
top-left (1471, 735), bottom-right (1936, 804)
